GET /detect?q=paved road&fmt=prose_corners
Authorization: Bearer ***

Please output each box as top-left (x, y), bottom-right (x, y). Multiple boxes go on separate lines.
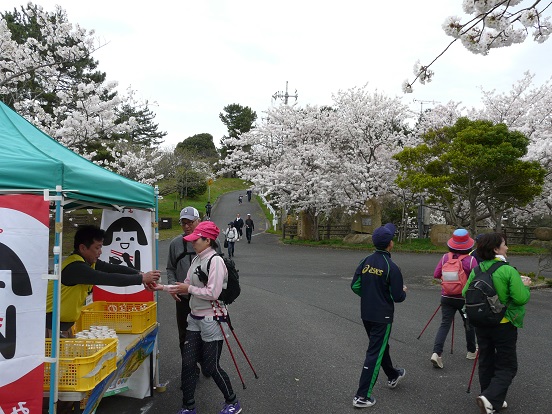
top-left (97, 192), bottom-right (552, 414)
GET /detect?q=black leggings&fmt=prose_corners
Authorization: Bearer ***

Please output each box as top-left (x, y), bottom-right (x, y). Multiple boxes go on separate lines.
top-left (181, 330), bottom-right (236, 409)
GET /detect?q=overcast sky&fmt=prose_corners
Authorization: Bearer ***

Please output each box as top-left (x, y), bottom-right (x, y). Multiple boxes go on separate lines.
top-left (4, 1), bottom-right (552, 148)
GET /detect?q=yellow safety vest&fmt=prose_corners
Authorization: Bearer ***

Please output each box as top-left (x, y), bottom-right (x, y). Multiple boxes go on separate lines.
top-left (46, 254), bottom-right (94, 323)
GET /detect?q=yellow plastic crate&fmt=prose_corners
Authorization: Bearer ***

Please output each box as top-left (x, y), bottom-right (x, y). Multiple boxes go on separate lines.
top-left (44, 338), bottom-right (117, 391)
top-left (78, 301), bottom-right (157, 334)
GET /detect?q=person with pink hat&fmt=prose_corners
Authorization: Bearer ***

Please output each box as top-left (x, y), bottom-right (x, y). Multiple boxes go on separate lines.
top-left (155, 221), bottom-right (241, 414)
top-left (430, 228), bottom-right (478, 369)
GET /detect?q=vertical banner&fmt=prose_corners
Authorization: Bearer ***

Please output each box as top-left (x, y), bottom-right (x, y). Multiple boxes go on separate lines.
top-left (0, 194), bottom-right (49, 414)
top-left (94, 209), bottom-right (154, 302)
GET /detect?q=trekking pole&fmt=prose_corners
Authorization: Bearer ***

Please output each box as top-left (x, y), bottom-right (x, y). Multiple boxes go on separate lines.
top-left (417, 304), bottom-right (441, 339)
top-left (216, 301), bottom-right (259, 379)
top-left (450, 316), bottom-right (455, 354)
top-left (467, 349), bottom-right (480, 393)
top-left (211, 301), bottom-right (247, 389)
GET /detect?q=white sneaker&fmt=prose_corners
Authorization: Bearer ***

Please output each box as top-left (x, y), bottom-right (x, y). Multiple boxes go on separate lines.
top-left (476, 395), bottom-right (495, 414)
top-left (352, 396), bottom-right (376, 408)
top-left (431, 353), bottom-right (443, 369)
top-left (502, 401), bottom-right (507, 409)
top-left (466, 351), bottom-right (478, 360)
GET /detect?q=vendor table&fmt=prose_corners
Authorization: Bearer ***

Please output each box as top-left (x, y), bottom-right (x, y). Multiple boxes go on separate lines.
top-left (45, 324), bottom-right (158, 414)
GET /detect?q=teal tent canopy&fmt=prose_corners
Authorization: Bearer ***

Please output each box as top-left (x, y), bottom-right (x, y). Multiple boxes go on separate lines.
top-left (0, 101), bottom-right (154, 210)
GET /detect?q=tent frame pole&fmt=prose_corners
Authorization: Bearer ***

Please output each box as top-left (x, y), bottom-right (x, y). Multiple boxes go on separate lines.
top-left (49, 185), bottom-right (64, 414)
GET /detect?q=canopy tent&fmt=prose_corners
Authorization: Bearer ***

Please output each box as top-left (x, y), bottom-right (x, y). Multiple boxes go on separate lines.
top-left (0, 101), bottom-right (154, 210)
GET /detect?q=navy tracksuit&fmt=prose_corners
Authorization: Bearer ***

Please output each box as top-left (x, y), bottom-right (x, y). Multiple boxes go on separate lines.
top-left (351, 249), bottom-right (406, 398)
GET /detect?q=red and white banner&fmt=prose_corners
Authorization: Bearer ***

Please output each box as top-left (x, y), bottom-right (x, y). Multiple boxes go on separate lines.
top-left (0, 194), bottom-right (49, 414)
top-left (94, 209), bottom-right (154, 302)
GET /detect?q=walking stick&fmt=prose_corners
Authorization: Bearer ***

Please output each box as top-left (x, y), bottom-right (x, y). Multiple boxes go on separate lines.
top-left (211, 301), bottom-right (247, 389)
top-left (451, 316), bottom-right (455, 354)
top-left (216, 301), bottom-right (259, 379)
top-left (417, 304), bottom-right (441, 339)
top-left (467, 349), bottom-right (479, 393)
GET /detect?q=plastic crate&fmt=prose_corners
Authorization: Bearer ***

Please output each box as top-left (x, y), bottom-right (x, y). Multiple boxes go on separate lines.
top-left (44, 338), bottom-right (117, 391)
top-left (77, 301), bottom-right (157, 334)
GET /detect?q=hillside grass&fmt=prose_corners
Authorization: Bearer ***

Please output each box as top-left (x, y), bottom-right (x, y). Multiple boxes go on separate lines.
top-left (282, 236), bottom-right (547, 255)
top-left (51, 177), bottom-right (250, 252)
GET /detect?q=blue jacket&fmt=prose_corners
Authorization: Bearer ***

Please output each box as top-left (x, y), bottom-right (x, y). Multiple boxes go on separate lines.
top-left (351, 250), bottom-right (406, 323)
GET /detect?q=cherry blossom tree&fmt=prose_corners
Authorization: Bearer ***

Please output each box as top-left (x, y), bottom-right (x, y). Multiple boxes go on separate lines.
top-left (220, 85), bottom-right (413, 235)
top-left (1, 3), bottom-right (164, 184)
top-left (403, 0), bottom-right (552, 92)
top-left (471, 72), bottom-right (552, 222)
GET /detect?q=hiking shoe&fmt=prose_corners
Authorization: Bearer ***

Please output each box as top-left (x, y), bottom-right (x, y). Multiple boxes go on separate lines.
top-left (177, 409), bottom-right (196, 414)
top-left (466, 351), bottom-right (478, 360)
top-left (431, 353), bottom-right (443, 369)
top-left (352, 396), bottom-right (376, 408)
top-left (476, 395), bottom-right (495, 414)
top-left (219, 400), bottom-right (242, 414)
top-left (387, 368), bottom-right (406, 388)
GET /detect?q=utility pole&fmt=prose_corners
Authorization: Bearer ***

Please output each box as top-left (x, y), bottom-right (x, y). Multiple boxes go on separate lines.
top-left (272, 81), bottom-right (298, 105)
top-left (413, 99), bottom-right (439, 116)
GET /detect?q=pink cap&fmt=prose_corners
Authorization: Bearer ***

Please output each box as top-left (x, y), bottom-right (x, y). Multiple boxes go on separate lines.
top-left (183, 221), bottom-right (220, 241)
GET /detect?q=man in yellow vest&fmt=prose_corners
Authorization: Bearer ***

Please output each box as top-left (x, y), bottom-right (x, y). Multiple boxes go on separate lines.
top-left (45, 225), bottom-right (160, 337)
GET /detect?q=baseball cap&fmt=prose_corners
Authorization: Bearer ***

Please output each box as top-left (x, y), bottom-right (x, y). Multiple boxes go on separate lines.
top-left (179, 207), bottom-right (199, 221)
top-left (183, 221), bottom-right (220, 242)
top-left (372, 223), bottom-right (397, 249)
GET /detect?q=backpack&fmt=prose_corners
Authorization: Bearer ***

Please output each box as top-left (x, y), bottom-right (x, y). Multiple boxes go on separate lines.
top-left (195, 254), bottom-right (241, 304)
top-left (464, 262), bottom-right (506, 327)
top-left (441, 253), bottom-right (471, 296)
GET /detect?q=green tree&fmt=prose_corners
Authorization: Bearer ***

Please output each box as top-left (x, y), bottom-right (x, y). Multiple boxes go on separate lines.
top-left (219, 103), bottom-right (257, 159)
top-left (393, 117), bottom-right (546, 233)
top-left (176, 133), bottom-right (218, 160)
top-left (111, 101), bottom-right (167, 148)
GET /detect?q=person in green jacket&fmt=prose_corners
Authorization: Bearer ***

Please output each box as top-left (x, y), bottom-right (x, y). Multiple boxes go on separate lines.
top-left (462, 232), bottom-right (531, 414)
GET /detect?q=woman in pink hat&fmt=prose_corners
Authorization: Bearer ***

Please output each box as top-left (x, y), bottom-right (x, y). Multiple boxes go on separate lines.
top-left (154, 221), bottom-right (241, 414)
top-left (430, 228), bottom-right (478, 369)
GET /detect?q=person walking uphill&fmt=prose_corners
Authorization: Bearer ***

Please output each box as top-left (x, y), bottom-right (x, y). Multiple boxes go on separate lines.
top-left (224, 222), bottom-right (238, 258)
top-left (430, 229), bottom-right (478, 369)
top-left (154, 221), bottom-right (242, 414)
top-left (244, 214), bottom-right (254, 244)
top-left (462, 233), bottom-right (531, 414)
top-left (350, 223), bottom-right (407, 408)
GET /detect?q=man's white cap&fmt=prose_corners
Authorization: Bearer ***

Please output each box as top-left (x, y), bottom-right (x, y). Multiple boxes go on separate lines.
top-left (179, 207), bottom-right (199, 221)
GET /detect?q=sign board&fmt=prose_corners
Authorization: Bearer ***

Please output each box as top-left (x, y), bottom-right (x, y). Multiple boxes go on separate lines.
top-left (0, 195), bottom-right (49, 414)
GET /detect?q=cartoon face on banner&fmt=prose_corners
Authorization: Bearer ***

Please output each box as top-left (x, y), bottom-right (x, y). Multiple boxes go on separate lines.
top-left (98, 209), bottom-right (153, 296)
top-left (0, 204), bottom-right (48, 388)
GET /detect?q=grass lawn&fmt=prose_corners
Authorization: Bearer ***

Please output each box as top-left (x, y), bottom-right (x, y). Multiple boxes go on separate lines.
top-left (50, 178), bottom-right (251, 253)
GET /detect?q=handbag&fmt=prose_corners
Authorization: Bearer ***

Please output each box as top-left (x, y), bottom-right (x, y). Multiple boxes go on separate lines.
top-left (224, 239), bottom-right (229, 248)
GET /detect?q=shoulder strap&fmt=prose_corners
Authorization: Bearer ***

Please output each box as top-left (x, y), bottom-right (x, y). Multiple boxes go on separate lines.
top-left (175, 238), bottom-right (193, 265)
top-left (476, 261), bottom-right (505, 277)
top-left (486, 261), bottom-right (505, 275)
top-left (206, 253), bottom-right (220, 273)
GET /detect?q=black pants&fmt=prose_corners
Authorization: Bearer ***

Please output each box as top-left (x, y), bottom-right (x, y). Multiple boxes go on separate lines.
top-left (356, 320), bottom-right (399, 398)
top-left (246, 227), bottom-right (253, 242)
top-left (176, 296), bottom-right (191, 348)
top-left (476, 322), bottom-right (518, 411)
top-left (181, 330), bottom-right (235, 409)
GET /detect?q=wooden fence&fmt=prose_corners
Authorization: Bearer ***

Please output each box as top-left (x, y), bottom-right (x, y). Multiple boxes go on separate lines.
top-left (283, 223), bottom-right (538, 245)
top-left (282, 224), bottom-right (350, 240)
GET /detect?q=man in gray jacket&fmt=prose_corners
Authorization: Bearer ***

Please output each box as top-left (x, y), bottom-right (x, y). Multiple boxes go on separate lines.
top-left (166, 207), bottom-right (201, 351)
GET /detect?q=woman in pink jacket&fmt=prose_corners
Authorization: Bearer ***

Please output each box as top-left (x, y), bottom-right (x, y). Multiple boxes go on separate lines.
top-left (430, 229), bottom-right (478, 369)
